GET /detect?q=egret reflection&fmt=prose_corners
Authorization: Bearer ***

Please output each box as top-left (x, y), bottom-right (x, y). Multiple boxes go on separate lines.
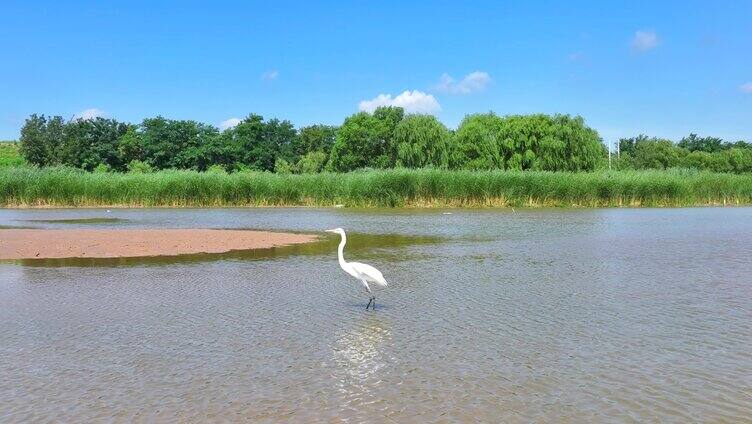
top-left (333, 314), bottom-right (392, 398)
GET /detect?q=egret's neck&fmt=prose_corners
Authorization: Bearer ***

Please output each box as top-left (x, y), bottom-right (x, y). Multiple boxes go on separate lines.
top-left (337, 232), bottom-right (348, 270)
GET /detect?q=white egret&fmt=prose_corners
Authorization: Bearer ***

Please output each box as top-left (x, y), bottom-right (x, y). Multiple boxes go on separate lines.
top-left (326, 228), bottom-right (388, 310)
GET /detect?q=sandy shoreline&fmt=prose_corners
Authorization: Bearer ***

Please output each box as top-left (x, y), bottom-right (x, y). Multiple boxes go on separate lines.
top-left (0, 229), bottom-right (317, 260)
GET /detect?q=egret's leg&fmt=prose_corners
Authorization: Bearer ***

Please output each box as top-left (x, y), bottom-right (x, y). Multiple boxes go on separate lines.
top-left (371, 296), bottom-right (376, 310)
top-left (361, 280), bottom-right (373, 311)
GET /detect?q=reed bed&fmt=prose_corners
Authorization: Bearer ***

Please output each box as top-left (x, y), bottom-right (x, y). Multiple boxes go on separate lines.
top-left (1, 166), bottom-right (752, 208)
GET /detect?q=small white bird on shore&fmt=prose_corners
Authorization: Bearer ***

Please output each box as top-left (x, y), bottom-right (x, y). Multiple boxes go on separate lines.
top-left (326, 228), bottom-right (388, 310)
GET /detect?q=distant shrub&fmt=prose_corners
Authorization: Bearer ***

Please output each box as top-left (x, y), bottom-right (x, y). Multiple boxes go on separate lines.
top-left (274, 158), bottom-right (293, 174)
top-left (297, 151), bottom-right (328, 173)
top-left (93, 163), bottom-right (111, 173)
top-left (127, 159), bottom-right (153, 173)
top-left (206, 164), bottom-right (227, 174)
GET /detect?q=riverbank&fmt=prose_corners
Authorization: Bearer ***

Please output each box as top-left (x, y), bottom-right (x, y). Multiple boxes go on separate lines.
top-left (0, 229), bottom-right (317, 259)
top-left (2, 167), bottom-right (752, 208)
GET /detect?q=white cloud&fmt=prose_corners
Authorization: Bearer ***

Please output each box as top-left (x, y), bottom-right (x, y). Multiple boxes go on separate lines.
top-left (435, 71), bottom-right (491, 94)
top-left (631, 30), bottom-right (659, 52)
top-left (219, 118), bottom-right (242, 130)
top-left (358, 90), bottom-right (441, 114)
top-left (261, 70), bottom-right (279, 81)
top-left (74, 108), bottom-right (106, 120)
top-left (740, 82), bottom-right (752, 93)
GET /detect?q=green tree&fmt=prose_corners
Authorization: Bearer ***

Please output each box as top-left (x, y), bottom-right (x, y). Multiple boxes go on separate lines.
top-left (221, 114), bottom-right (297, 171)
top-left (265, 118), bottom-right (298, 163)
top-left (729, 140), bottom-right (752, 150)
top-left (452, 113), bottom-right (603, 171)
top-left (451, 113), bottom-right (504, 170)
top-left (678, 133), bottom-right (725, 153)
top-left (726, 148), bottom-right (752, 173)
top-left (537, 114), bottom-right (604, 171)
top-left (328, 106), bottom-right (404, 171)
top-left (60, 117), bottom-right (129, 171)
top-left (117, 125), bottom-right (144, 166)
top-left (618, 135), bottom-right (651, 157)
top-left (682, 151), bottom-right (714, 170)
top-left (19, 114), bottom-right (64, 166)
top-left (393, 115), bottom-right (452, 168)
top-left (19, 114), bottom-right (48, 166)
top-left (632, 139), bottom-right (683, 169)
top-left (681, 150), bottom-right (735, 173)
top-left (293, 125), bottom-right (337, 158)
top-left (140, 117), bottom-right (219, 170)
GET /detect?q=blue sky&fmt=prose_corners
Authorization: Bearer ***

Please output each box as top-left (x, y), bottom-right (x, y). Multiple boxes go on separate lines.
top-left (1, 0), bottom-right (750, 144)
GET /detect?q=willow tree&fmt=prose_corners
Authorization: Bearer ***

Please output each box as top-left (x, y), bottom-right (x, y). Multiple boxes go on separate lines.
top-left (392, 115), bottom-right (452, 168)
top-left (452, 113), bottom-right (604, 171)
top-left (451, 113), bottom-right (504, 170)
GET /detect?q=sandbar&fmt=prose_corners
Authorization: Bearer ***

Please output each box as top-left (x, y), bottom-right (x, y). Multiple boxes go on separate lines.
top-left (0, 229), bottom-right (317, 260)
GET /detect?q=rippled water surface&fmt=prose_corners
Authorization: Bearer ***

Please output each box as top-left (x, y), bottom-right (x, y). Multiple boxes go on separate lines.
top-left (1, 207), bottom-right (751, 422)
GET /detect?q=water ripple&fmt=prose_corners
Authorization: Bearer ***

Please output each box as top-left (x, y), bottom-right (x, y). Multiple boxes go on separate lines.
top-left (1, 207), bottom-right (751, 422)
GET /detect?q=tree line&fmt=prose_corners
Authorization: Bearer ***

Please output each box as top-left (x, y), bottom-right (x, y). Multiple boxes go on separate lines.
top-left (615, 134), bottom-right (752, 173)
top-left (18, 108), bottom-right (605, 173)
top-left (18, 108), bottom-right (751, 174)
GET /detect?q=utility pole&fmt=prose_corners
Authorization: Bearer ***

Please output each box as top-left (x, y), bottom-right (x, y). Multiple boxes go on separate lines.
top-left (608, 140), bottom-right (612, 170)
top-left (616, 139), bottom-right (620, 158)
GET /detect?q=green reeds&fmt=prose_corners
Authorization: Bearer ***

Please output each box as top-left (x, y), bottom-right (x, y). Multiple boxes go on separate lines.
top-left (1, 166), bottom-right (751, 207)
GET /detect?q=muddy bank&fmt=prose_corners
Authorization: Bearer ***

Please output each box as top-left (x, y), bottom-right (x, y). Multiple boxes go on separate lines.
top-left (0, 229), bottom-right (317, 259)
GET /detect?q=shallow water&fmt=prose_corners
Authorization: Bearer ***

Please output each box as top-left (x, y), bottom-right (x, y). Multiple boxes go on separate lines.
top-left (1, 207), bottom-right (751, 422)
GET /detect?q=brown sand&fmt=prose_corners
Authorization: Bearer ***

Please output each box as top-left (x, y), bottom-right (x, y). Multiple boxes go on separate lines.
top-left (0, 229), bottom-right (317, 260)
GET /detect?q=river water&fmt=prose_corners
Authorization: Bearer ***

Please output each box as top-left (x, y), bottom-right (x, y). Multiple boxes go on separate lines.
top-left (1, 207), bottom-right (750, 422)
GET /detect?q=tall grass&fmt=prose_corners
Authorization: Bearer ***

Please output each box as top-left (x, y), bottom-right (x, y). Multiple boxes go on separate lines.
top-left (1, 166), bottom-right (752, 207)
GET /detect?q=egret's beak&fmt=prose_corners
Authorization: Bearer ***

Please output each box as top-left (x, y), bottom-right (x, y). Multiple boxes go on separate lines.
top-left (325, 229), bottom-right (338, 233)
